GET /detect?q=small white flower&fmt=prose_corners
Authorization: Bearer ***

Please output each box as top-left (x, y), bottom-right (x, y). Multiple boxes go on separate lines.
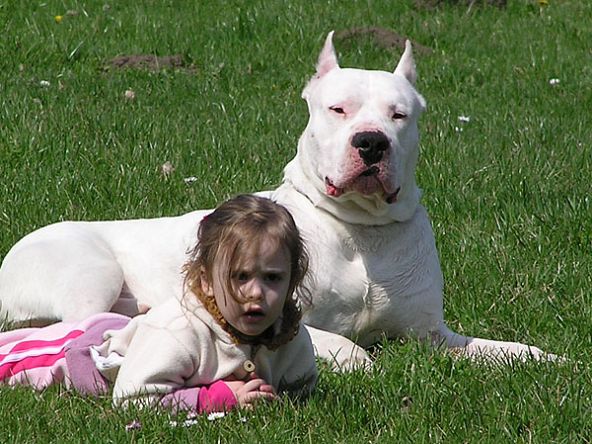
top-left (125, 420), bottom-right (141, 431)
top-left (40, 80), bottom-right (51, 87)
top-left (549, 78), bottom-right (560, 86)
top-left (170, 419), bottom-right (197, 428)
top-left (207, 412), bottom-right (226, 421)
top-left (454, 126), bottom-right (463, 133)
top-left (184, 176), bottom-right (198, 184)
top-left (124, 89), bottom-right (135, 100)
top-left (170, 413), bottom-right (200, 428)
top-left (458, 115), bottom-right (471, 123)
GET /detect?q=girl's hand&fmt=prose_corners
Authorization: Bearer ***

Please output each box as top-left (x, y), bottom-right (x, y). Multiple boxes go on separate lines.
top-left (224, 375), bottom-right (277, 408)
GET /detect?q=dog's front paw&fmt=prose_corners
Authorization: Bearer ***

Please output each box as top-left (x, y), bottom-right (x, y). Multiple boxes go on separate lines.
top-left (464, 340), bottom-right (563, 363)
top-left (322, 342), bottom-right (372, 372)
top-left (304, 325), bottom-right (372, 372)
top-left (523, 346), bottom-right (565, 363)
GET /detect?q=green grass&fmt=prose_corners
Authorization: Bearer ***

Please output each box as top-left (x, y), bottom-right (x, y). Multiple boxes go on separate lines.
top-left (1, 0), bottom-right (591, 442)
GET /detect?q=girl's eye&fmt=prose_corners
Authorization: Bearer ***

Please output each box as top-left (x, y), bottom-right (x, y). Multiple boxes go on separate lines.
top-left (265, 273), bottom-right (282, 282)
top-left (235, 272), bottom-right (249, 281)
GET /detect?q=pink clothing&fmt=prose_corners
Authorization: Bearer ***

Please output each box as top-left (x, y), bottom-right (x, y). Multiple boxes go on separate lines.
top-left (0, 314), bottom-right (238, 414)
top-left (0, 328), bottom-right (82, 384)
top-left (0, 313), bottom-right (126, 392)
top-left (160, 380), bottom-right (237, 413)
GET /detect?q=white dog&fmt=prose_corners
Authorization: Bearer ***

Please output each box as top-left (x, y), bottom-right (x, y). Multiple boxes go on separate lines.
top-left (0, 32), bottom-right (552, 368)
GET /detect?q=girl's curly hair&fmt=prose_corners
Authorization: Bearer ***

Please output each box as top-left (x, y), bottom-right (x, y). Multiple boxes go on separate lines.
top-left (183, 194), bottom-right (311, 350)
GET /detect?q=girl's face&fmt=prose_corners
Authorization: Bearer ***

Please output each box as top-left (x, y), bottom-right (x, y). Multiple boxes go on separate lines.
top-left (201, 238), bottom-right (292, 337)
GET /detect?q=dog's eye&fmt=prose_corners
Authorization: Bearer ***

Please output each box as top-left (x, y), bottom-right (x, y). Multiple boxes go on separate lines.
top-left (392, 111), bottom-right (407, 120)
top-left (330, 106), bottom-right (345, 115)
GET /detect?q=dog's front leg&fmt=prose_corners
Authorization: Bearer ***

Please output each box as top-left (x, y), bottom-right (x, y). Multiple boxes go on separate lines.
top-left (434, 322), bottom-right (558, 362)
top-left (304, 325), bottom-right (371, 371)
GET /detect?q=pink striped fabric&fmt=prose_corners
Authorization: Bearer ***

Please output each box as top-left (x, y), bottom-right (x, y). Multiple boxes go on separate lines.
top-left (0, 330), bottom-right (84, 380)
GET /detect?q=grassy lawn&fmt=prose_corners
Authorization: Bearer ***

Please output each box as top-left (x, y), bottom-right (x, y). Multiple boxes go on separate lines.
top-left (1, 0), bottom-right (591, 442)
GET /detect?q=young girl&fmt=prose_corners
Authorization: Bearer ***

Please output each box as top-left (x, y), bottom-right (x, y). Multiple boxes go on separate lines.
top-left (0, 195), bottom-right (317, 414)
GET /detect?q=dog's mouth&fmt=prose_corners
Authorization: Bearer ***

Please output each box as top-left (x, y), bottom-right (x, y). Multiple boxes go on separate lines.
top-left (385, 188), bottom-right (400, 204)
top-left (325, 170), bottom-right (400, 204)
top-left (325, 177), bottom-right (344, 197)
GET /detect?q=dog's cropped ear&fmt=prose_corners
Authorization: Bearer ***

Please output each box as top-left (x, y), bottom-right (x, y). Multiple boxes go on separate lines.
top-left (315, 31), bottom-right (340, 78)
top-left (394, 40), bottom-right (417, 85)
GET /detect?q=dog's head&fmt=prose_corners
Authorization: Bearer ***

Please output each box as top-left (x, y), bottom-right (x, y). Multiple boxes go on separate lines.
top-left (284, 31), bottom-right (426, 225)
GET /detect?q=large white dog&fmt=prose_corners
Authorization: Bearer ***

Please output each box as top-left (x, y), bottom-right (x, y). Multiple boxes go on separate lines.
top-left (0, 32), bottom-right (551, 368)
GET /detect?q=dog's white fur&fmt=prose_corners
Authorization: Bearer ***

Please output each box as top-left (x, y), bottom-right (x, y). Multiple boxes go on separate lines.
top-left (0, 32), bottom-right (552, 368)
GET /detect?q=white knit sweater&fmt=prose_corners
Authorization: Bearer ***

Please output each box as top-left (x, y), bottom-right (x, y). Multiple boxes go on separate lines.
top-left (93, 296), bottom-right (317, 408)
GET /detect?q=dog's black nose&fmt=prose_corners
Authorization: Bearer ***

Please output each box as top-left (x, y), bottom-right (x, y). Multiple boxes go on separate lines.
top-left (352, 131), bottom-right (390, 165)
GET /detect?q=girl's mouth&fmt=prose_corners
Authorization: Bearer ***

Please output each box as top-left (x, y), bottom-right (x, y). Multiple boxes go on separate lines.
top-left (243, 309), bottom-right (265, 322)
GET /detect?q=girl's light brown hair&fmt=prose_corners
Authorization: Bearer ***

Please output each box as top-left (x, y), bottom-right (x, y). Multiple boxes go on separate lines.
top-left (183, 194), bottom-right (310, 349)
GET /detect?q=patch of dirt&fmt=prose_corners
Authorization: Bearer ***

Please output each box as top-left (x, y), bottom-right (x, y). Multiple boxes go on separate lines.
top-left (335, 27), bottom-right (432, 55)
top-left (414, 0), bottom-right (507, 8)
top-left (105, 54), bottom-right (196, 72)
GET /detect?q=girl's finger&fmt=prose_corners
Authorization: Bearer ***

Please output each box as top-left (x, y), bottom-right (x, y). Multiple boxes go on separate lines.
top-left (242, 378), bottom-right (266, 392)
top-left (258, 384), bottom-right (275, 394)
top-left (242, 391), bottom-right (277, 405)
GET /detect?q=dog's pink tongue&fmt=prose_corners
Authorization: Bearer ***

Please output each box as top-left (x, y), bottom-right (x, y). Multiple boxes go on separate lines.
top-left (325, 180), bottom-right (343, 197)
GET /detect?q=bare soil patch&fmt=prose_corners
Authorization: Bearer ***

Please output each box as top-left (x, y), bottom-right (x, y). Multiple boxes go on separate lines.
top-left (414, 0), bottom-right (507, 8)
top-left (335, 27), bottom-right (432, 55)
top-left (105, 54), bottom-right (196, 73)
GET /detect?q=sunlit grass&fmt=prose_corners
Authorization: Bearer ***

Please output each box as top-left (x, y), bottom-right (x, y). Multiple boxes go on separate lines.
top-left (1, 0), bottom-right (591, 442)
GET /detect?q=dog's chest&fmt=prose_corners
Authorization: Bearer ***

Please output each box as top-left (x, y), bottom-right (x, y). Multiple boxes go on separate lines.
top-left (297, 206), bottom-right (442, 342)
top-left (320, 222), bottom-right (430, 299)
top-left (340, 224), bottom-right (390, 254)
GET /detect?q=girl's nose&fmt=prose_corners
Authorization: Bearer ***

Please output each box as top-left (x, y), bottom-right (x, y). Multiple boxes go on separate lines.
top-left (244, 278), bottom-right (264, 301)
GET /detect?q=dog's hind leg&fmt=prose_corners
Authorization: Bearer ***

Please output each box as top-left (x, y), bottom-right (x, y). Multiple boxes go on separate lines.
top-left (434, 322), bottom-right (556, 362)
top-left (0, 228), bottom-right (125, 325)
